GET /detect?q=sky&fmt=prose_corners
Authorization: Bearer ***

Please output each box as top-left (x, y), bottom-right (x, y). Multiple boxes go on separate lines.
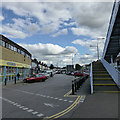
top-left (1, 0), bottom-right (114, 67)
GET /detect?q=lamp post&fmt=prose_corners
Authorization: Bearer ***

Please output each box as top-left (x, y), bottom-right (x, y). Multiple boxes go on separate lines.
top-left (90, 37), bottom-right (105, 60)
top-left (72, 53), bottom-right (77, 65)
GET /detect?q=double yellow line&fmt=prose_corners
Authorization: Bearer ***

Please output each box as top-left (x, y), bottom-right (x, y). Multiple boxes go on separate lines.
top-left (46, 96), bottom-right (82, 120)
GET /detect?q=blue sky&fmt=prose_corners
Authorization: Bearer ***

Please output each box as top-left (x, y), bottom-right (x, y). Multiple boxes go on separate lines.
top-left (1, 1), bottom-right (114, 67)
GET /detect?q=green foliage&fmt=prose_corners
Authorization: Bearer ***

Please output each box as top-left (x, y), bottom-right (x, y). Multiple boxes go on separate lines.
top-left (49, 64), bottom-right (54, 69)
top-left (75, 64), bottom-right (81, 70)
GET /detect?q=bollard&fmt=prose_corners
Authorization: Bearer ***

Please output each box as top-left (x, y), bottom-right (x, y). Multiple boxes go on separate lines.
top-left (72, 81), bottom-right (74, 95)
top-left (75, 80), bottom-right (77, 92)
top-left (77, 81), bottom-right (79, 90)
top-left (14, 76), bottom-right (16, 84)
top-left (5, 78), bottom-right (7, 86)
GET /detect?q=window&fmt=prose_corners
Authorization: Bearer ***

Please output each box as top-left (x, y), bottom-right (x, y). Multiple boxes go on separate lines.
top-left (14, 47), bottom-right (17, 52)
top-left (18, 49), bottom-right (21, 54)
top-left (11, 45), bottom-right (14, 50)
top-left (6, 43), bottom-right (9, 48)
top-left (2, 41), bottom-right (5, 47)
top-left (0, 40), bottom-right (2, 46)
top-left (21, 51), bottom-right (24, 55)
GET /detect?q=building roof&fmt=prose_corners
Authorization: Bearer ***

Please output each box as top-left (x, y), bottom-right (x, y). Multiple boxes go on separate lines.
top-left (0, 34), bottom-right (31, 57)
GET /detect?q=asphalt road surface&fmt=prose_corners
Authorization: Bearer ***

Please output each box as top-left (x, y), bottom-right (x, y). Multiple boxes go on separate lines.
top-left (2, 74), bottom-right (87, 119)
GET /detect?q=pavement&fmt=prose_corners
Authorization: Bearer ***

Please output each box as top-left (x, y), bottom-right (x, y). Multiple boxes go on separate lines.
top-left (70, 78), bottom-right (120, 119)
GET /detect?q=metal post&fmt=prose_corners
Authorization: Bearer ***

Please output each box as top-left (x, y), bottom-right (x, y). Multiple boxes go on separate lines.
top-left (97, 42), bottom-right (99, 60)
top-left (5, 78), bottom-right (7, 86)
top-left (4, 66), bottom-right (6, 83)
top-left (77, 80), bottom-right (79, 90)
top-left (75, 80), bottom-right (77, 92)
top-left (72, 80), bottom-right (74, 95)
top-left (14, 76), bottom-right (16, 84)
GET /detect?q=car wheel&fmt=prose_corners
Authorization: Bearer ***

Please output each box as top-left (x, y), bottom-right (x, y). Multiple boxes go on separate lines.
top-left (23, 80), bottom-right (27, 83)
top-left (42, 79), bottom-right (45, 82)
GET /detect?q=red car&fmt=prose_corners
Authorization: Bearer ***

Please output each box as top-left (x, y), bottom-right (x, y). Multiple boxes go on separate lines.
top-left (23, 74), bottom-right (47, 83)
top-left (74, 72), bottom-right (84, 76)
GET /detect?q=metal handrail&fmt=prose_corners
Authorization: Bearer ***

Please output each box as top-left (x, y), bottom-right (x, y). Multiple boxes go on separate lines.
top-left (101, 58), bottom-right (120, 88)
top-left (90, 62), bottom-right (93, 94)
top-left (102, 1), bottom-right (119, 58)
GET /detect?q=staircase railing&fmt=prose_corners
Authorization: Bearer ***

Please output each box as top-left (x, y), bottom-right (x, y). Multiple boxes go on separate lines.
top-left (102, 1), bottom-right (119, 58)
top-left (90, 62), bottom-right (93, 94)
top-left (101, 58), bottom-right (120, 88)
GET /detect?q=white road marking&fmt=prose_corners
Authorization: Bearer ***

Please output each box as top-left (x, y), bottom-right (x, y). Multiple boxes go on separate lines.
top-left (19, 106), bottom-right (24, 108)
top-left (69, 101), bottom-right (73, 103)
top-left (23, 108), bottom-right (29, 110)
top-left (59, 99), bottom-right (62, 101)
top-left (54, 98), bottom-right (58, 99)
top-left (27, 109), bottom-right (34, 112)
top-left (44, 103), bottom-right (54, 108)
top-left (32, 112), bottom-right (39, 114)
top-left (64, 100), bottom-right (67, 102)
top-left (16, 104), bottom-right (21, 107)
top-left (36, 114), bottom-right (44, 117)
top-left (1, 97), bottom-right (46, 118)
top-left (46, 96), bottom-right (50, 98)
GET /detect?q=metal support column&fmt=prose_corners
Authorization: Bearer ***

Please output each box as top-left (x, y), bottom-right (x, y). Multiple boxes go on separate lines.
top-left (4, 66), bottom-right (6, 82)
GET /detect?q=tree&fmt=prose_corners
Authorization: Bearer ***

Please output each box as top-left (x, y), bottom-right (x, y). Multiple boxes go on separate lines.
top-left (75, 64), bottom-right (81, 70)
top-left (49, 64), bottom-right (54, 69)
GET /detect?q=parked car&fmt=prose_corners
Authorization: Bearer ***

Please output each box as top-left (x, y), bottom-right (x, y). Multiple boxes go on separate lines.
top-left (23, 74), bottom-right (47, 83)
top-left (66, 71), bottom-right (72, 75)
top-left (41, 72), bottom-right (51, 78)
top-left (74, 72), bottom-right (84, 76)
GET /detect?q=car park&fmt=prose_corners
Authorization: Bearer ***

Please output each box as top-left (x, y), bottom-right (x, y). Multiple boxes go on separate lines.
top-left (23, 74), bottom-right (47, 83)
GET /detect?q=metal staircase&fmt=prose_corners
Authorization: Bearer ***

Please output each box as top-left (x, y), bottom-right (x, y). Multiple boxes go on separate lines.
top-left (93, 60), bottom-right (120, 92)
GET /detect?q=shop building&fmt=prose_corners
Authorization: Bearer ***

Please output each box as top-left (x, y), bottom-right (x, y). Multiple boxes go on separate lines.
top-left (0, 34), bottom-right (32, 82)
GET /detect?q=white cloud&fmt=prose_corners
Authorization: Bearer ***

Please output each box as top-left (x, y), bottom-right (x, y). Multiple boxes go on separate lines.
top-left (2, 2), bottom-right (113, 39)
top-left (71, 27), bottom-right (106, 39)
top-left (19, 43), bottom-right (78, 66)
top-left (2, 18), bottom-right (40, 39)
top-left (0, 15), bottom-right (4, 22)
top-left (52, 29), bottom-right (68, 37)
top-left (72, 38), bottom-right (105, 59)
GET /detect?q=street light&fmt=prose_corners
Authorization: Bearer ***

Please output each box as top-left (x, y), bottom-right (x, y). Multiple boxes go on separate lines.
top-left (72, 53), bottom-right (77, 65)
top-left (90, 37), bottom-right (105, 60)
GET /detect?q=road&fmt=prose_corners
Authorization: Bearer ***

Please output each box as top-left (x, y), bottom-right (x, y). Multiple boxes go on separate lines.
top-left (2, 74), bottom-right (86, 119)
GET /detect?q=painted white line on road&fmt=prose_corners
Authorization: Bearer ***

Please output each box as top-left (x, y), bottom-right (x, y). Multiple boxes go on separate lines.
top-left (32, 112), bottom-right (39, 115)
top-left (16, 105), bottom-right (21, 107)
top-left (46, 96), bottom-right (50, 98)
top-left (19, 106), bottom-right (24, 108)
top-left (23, 108), bottom-right (29, 110)
top-left (59, 99), bottom-right (62, 101)
top-left (69, 101), bottom-right (73, 103)
top-left (27, 109), bottom-right (34, 112)
top-left (4, 89), bottom-right (77, 104)
top-left (36, 114), bottom-right (44, 117)
top-left (1, 97), bottom-right (46, 118)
